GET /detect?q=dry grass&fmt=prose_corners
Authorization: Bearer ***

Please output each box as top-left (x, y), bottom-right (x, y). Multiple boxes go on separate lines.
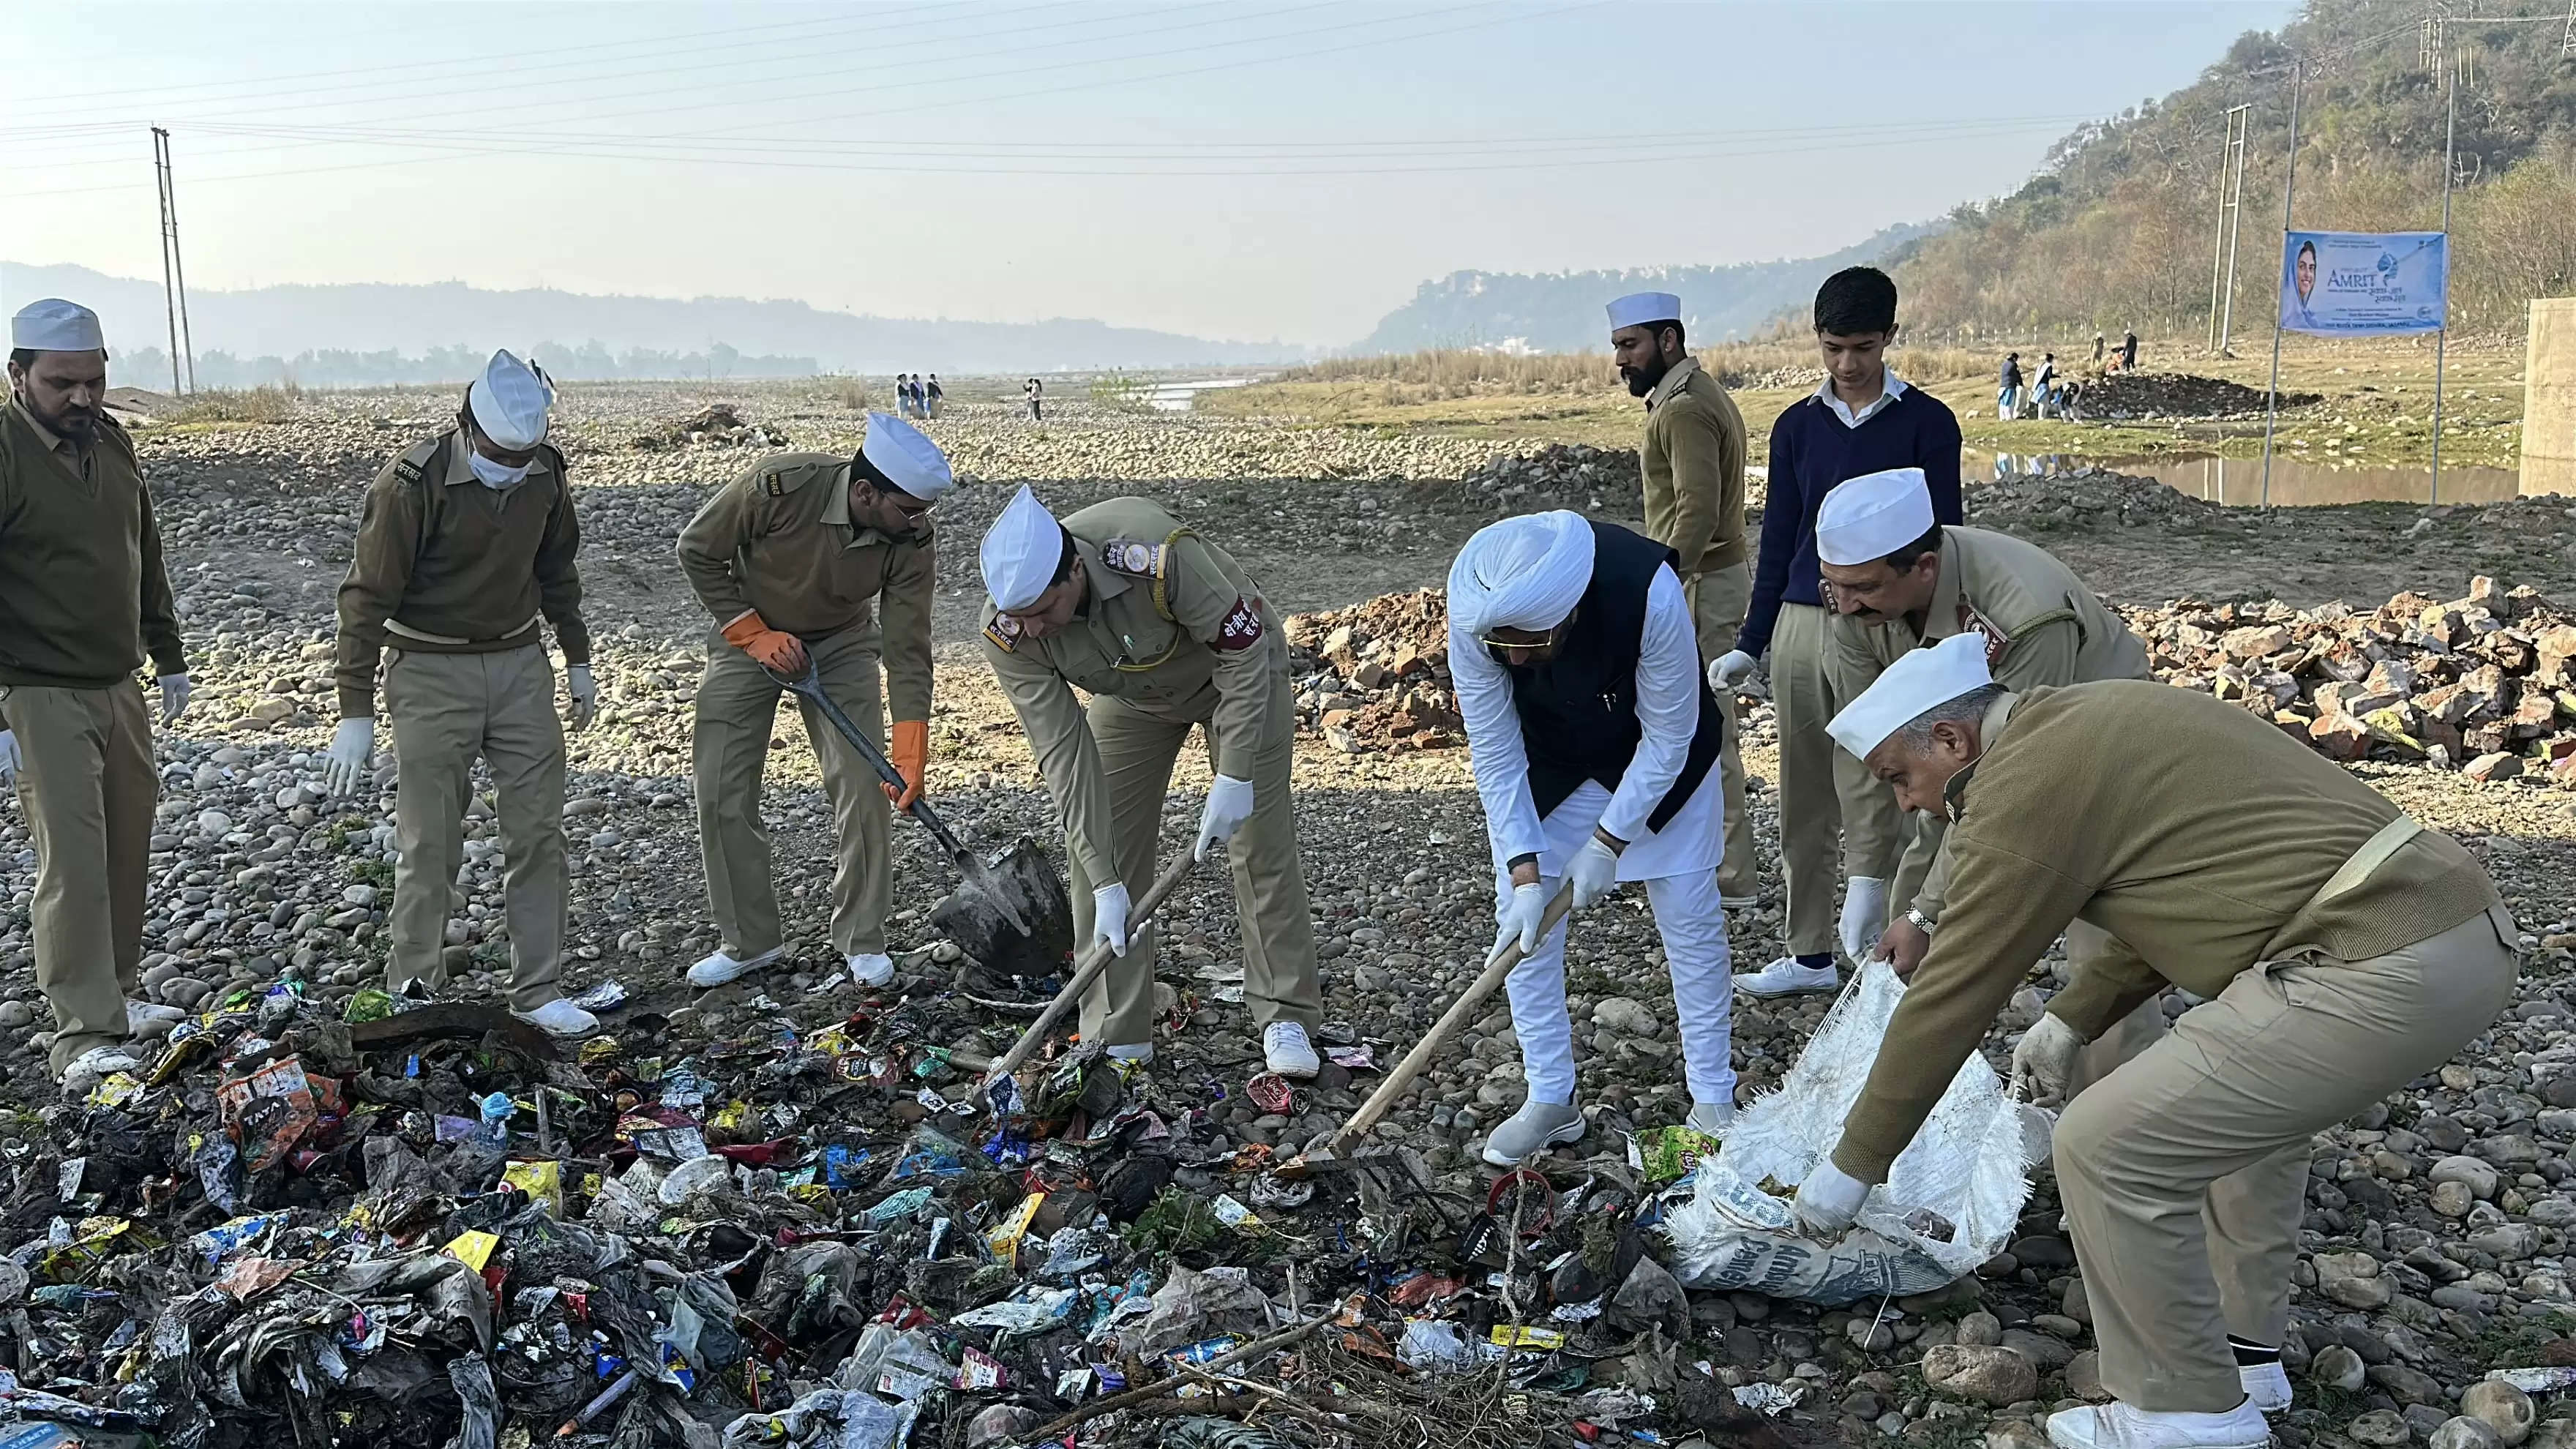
top-left (831, 378), bottom-right (872, 411)
top-left (168, 383), bottom-right (303, 424)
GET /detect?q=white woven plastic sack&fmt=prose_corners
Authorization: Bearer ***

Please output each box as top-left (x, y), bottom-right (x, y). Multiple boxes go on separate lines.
top-left (1663, 959), bottom-right (2043, 1305)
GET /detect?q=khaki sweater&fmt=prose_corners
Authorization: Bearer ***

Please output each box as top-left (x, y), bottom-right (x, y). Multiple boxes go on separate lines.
top-left (1834, 680), bottom-right (2501, 1183)
top-left (0, 399), bottom-right (187, 688)
top-left (1641, 357), bottom-right (1748, 575)
top-left (334, 429), bottom-right (588, 717)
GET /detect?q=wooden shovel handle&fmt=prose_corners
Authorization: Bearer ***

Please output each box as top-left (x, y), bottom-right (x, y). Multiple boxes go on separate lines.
top-left (980, 851), bottom-right (1197, 1090)
top-left (1325, 880), bottom-right (1576, 1159)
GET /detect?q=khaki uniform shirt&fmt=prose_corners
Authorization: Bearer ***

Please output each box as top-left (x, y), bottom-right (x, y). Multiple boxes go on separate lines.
top-left (0, 398), bottom-right (186, 689)
top-left (1830, 525), bottom-right (2150, 921)
top-left (334, 429), bottom-right (588, 718)
top-left (1640, 356), bottom-right (1748, 575)
top-left (675, 451), bottom-right (935, 722)
top-left (978, 498), bottom-right (1283, 886)
top-left (1833, 681), bottom-right (2501, 1183)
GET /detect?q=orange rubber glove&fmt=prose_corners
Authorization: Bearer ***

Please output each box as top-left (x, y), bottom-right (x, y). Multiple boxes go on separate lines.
top-left (886, 719), bottom-right (929, 809)
top-left (721, 610), bottom-right (807, 673)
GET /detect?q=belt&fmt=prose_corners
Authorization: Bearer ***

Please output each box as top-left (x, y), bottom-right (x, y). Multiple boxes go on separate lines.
top-left (2258, 814), bottom-right (2423, 960)
top-left (386, 614), bottom-right (539, 647)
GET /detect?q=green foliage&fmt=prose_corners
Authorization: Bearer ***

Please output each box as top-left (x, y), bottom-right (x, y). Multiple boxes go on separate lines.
top-left (1088, 371), bottom-right (1153, 409)
top-left (1895, 0), bottom-right (2576, 340)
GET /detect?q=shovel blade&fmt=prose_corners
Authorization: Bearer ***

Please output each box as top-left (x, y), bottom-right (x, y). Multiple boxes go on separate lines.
top-left (931, 836), bottom-right (1074, 981)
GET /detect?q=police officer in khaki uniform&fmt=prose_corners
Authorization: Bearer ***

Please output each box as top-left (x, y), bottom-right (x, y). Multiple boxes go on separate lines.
top-left (675, 413), bottom-right (953, 991)
top-left (1607, 292), bottom-right (1756, 905)
top-left (1793, 637), bottom-right (2517, 1449)
top-left (1, 299), bottom-right (192, 1090)
top-left (1811, 465), bottom-right (2166, 1091)
top-left (976, 487), bottom-right (1325, 1079)
top-left (326, 350), bottom-right (598, 1037)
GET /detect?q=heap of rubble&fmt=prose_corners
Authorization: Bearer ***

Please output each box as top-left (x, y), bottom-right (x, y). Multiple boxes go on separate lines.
top-left (628, 402), bottom-right (790, 452)
top-left (1285, 590), bottom-right (1461, 755)
top-left (1459, 443), bottom-right (1639, 513)
top-left (2081, 371), bottom-right (2320, 421)
top-left (2128, 577), bottom-right (2576, 782)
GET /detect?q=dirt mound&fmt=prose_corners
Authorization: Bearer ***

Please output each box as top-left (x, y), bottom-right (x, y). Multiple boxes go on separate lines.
top-left (1968, 467), bottom-right (2229, 533)
top-left (629, 402), bottom-right (790, 452)
top-left (2082, 371), bottom-right (2319, 419)
top-left (2132, 576), bottom-right (2576, 779)
top-left (1459, 441), bottom-right (1639, 512)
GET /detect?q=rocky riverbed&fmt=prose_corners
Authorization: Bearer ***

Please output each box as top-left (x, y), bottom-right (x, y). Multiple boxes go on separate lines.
top-left (7, 381), bottom-right (2576, 1447)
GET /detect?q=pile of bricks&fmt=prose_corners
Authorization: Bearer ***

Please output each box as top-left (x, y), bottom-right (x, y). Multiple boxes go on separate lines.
top-left (1283, 589), bottom-right (1464, 755)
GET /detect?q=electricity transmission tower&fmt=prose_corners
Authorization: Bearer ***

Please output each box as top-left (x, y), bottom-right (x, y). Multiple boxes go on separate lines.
top-left (2206, 104), bottom-right (2253, 357)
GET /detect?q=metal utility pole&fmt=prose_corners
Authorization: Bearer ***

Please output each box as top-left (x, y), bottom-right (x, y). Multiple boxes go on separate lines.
top-left (2259, 64), bottom-right (2303, 507)
top-left (2431, 29), bottom-right (2459, 504)
top-left (2207, 105), bottom-right (2252, 356)
top-left (151, 127), bottom-right (197, 394)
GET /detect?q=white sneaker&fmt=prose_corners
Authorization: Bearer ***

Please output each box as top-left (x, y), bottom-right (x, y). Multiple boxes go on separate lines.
top-left (686, 946), bottom-right (783, 988)
top-left (2239, 1363), bottom-right (2291, 1414)
top-left (1687, 1099), bottom-right (1735, 1135)
top-left (1732, 955), bottom-right (1839, 997)
top-left (847, 953), bottom-right (894, 988)
top-left (1480, 1098), bottom-right (1586, 1166)
top-left (59, 1044), bottom-right (142, 1096)
top-left (2045, 1399), bottom-right (2269, 1449)
top-left (1262, 1022), bottom-right (1320, 1079)
top-left (1106, 1042), bottom-right (1153, 1066)
top-left (513, 999), bottom-right (600, 1038)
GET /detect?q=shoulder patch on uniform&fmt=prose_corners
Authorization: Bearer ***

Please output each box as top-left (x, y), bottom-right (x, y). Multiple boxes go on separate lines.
top-left (983, 615), bottom-right (1023, 653)
top-left (1955, 602), bottom-right (2010, 667)
top-left (1099, 538), bottom-right (1168, 582)
top-left (1214, 596), bottom-right (1265, 651)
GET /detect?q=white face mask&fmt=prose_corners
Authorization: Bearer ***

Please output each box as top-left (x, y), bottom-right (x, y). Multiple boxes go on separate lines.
top-left (468, 450), bottom-right (532, 490)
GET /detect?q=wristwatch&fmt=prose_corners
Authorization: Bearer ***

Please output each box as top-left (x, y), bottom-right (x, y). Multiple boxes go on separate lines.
top-left (1906, 907), bottom-right (1938, 935)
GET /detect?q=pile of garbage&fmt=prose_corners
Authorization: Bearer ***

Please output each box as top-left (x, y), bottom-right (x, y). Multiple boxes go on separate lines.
top-left (2126, 576), bottom-right (2576, 781)
top-left (1459, 443), bottom-right (1638, 514)
top-left (2080, 371), bottom-right (2319, 421)
top-left (1284, 591), bottom-right (1462, 755)
top-left (629, 404), bottom-right (791, 453)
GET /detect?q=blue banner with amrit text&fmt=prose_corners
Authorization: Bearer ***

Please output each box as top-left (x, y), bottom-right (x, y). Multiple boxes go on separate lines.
top-left (2280, 231), bottom-right (2448, 337)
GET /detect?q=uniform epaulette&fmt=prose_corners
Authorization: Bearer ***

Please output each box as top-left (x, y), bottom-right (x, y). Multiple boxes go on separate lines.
top-left (759, 461), bottom-right (820, 498)
top-left (391, 439), bottom-right (439, 486)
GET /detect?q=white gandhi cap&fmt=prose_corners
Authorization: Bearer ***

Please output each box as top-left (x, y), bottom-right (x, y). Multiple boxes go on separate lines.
top-left (11, 299), bottom-right (104, 352)
top-left (1816, 467), bottom-right (1936, 566)
top-left (1827, 631), bottom-right (1993, 760)
top-left (980, 485), bottom-right (1062, 611)
top-left (1605, 292), bottom-right (1682, 331)
top-left (468, 348), bottom-right (553, 451)
top-left (860, 411), bottom-right (954, 501)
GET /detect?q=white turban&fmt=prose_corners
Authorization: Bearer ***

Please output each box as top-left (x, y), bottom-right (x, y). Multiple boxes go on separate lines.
top-left (1447, 512), bottom-right (1596, 640)
top-left (1816, 467), bottom-right (1935, 566)
top-left (11, 299), bottom-right (103, 352)
top-left (1605, 292), bottom-right (1681, 331)
top-left (980, 485), bottom-right (1062, 610)
top-left (467, 349), bottom-right (553, 451)
top-left (860, 411), bottom-right (954, 501)
top-left (1828, 631), bottom-right (1993, 759)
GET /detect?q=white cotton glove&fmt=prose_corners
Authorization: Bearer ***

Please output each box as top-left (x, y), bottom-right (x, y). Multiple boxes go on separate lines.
top-left (156, 673), bottom-right (191, 727)
top-left (1568, 836), bottom-right (1620, 910)
top-left (1707, 650), bottom-right (1757, 692)
top-left (564, 663), bottom-right (597, 733)
top-left (0, 731), bottom-right (16, 788)
top-left (1191, 774), bottom-right (1254, 861)
top-left (1792, 1158), bottom-right (1871, 1238)
top-left (1489, 880), bottom-right (1549, 965)
top-left (1090, 882), bottom-right (1131, 957)
top-left (1840, 876), bottom-right (1889, 961)
top-left (2008, 1013), bottom-right (2086, 1106)
top-left (323, 717), bottom-right (375, 797)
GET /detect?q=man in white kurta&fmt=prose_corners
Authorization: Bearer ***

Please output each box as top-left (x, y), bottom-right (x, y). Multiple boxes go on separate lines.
top-left (1448, 511), bottom-right (1737, 1166)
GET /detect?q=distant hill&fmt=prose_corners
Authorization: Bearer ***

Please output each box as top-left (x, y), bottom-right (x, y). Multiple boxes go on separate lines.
top-left (0, 262), bottom-right (1314, 385)
top-left (1893, 0), bottom-right (2576, 340)
top-left (1351, 222), bottom-right (1942, 356)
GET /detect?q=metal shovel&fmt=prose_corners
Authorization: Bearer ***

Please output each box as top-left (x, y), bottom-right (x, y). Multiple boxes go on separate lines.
top-left (769, 659), bottom-right (1074, 979)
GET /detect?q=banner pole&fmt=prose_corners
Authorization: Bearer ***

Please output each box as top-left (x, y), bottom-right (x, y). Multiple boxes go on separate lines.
top-left (2261, 59), bottom-right (2303, 509)
top-left (2431, 35), bottom-right (2458, 505)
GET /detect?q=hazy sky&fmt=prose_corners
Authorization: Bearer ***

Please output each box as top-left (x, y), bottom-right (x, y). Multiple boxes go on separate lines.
top-left (1, 1), bottom-right (2297, 345)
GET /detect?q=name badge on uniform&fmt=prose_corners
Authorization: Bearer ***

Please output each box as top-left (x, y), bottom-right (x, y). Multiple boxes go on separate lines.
top-left (984, 613), bottom-right (1024, 652)
top-left (763, 470), bottom-right (790, 497)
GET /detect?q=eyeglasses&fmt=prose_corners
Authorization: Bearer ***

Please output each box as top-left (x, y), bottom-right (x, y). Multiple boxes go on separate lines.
top-left (1478, 624), bottom-right (1565, 652)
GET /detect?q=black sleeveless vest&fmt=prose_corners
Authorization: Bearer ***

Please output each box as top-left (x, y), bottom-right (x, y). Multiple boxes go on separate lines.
top-left (1494, 520), bottom-right (1726, 834)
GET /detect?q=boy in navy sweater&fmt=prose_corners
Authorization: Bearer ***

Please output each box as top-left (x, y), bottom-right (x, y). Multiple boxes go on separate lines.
top-left (1710, 266), bottom-right (1963, 997)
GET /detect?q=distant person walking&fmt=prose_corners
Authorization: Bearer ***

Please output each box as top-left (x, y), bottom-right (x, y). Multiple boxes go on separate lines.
top-left (2092, 330), bottom-right (2105, 366)
top-left (892, 375), bottom-right (913, 418)
top-left (1025, 376), bottom-right (1044, 422)
top-left (1998, 352), bottom-right (2023, 421)
top-left (925, 373), bottom-right (944, 419)
top-left (2121, 329), bottom-right (2138, 370)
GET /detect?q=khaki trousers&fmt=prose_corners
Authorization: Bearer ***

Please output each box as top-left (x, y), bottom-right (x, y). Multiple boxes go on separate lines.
top-left (693, 626), bottom-right (893, 961)
top-left (1818, 617), bottom-right (1906, 883)
top-left (2062, 920), bottom-right (2171, 1095)
top-left (384, 644), bottom-right (566, 1011)
top-left (1066, 673), bottom-right (1323, 1046)
top-left (3, 684), bottom-right (152, 1071)
top-left (2056, 905), bottom-right (2517, 1412)
top-left (1684, 563), bottom-right (1756, 902)
top-left (1771, 604), bottom-right (1899, 956)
